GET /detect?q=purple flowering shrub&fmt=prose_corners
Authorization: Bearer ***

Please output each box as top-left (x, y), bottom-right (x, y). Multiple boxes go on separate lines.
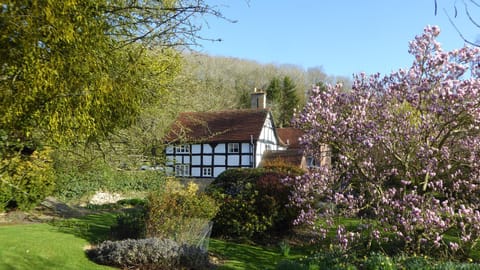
top-left (287, 26), bottom-right (480, 259)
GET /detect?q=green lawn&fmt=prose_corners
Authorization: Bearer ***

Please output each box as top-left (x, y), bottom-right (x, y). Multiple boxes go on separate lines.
top-left (209, 239), bottom-right (306, 270)
top-left (0, 223), bottom-right (113, 270)
top-left (0, 212), bottom-right (299, 270)
top-left (4, 211), bottom-right (480, 270)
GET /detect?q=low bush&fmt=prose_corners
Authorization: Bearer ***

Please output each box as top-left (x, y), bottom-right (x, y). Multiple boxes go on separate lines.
top-left (87, 238), bottom-right (209, 269)
top-left (363, 253), bottom-right (396, 270)
top-left (54, 163), bottom-right (166, 201)
top-left (276, 259), bottom-right (311, 270)
top-left (207, 166), bottom-right (303, 239)
top-left (111, 208), bottom-right (146, 240)
top-left (146, 180), bottom-right (218, 246)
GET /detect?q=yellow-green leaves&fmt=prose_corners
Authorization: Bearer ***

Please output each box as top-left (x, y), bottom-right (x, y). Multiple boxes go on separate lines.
top-left (0, 0), bottom-right (183, 146)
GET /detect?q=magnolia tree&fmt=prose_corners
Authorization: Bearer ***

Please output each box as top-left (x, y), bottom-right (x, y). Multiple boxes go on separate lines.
top-left (286, 26), bottom-right (480, 259)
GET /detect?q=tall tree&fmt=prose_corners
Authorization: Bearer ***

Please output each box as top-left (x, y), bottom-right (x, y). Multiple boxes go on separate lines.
top-left (266, 76), bottom-right (300, 127)
top-left (287, 26), bottom-right (480, 258)
top-left (0, 0), bottom-right (223, 209)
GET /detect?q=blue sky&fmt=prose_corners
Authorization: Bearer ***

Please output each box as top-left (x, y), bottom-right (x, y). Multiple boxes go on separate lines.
top-left (197, 0), bottom-right (479, 78)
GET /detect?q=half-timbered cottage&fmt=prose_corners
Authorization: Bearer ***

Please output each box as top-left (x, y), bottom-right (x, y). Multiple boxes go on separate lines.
top-left (164, 106), bottom-right (287, 178)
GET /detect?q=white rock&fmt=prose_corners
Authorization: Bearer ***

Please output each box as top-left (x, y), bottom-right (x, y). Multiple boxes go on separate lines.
top-left (89, 191), bottom-right (123, 205)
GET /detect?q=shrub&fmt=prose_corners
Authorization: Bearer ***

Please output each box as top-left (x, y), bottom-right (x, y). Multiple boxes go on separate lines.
top-left (87, 238), bottom-right (210, 269)
top-left (146, 180), bottom-right (218, 246)
top-left (310, 249), bottom-right (358, 270)
top-left (396, 256), bottom-right (433, 270)
top-left (0, 148), bottom-right (55, 211)
top-left (261, 158), bottom-right (306, 176)
top-left (207, 167), bottom-right (302, 239)
top-left (111, 208), bottom-right (146, 240)
top-left (54, 163), bottom-right (166, 202)
top-left (432, 262), bottom-right (480, 270)
top-left (364, 253), bottom-right (396, 270)
top-left (276, 259), bottom-right (311, 270)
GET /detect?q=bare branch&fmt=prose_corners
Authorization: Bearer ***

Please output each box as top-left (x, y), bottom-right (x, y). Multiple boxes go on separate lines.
top-left (435, 0), bottom-right (480, 47)
top-left (443, 7), bottom-right (480, 47)
top-left (464, 1), bottom-right (480, 28)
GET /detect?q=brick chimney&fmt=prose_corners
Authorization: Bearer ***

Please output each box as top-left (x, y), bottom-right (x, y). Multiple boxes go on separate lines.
top-left (251, 88), bottom-right (266, 109)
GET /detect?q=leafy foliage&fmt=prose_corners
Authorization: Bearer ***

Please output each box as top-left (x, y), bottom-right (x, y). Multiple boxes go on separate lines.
top-left (0, 147), bottom-right (55, 211)
top-left (53, 162), bottom-right (166, 202)
top-left (111, 208), bottom-right (146, 240)
top-left (266, 76), bottom-right (301, 127)
top-left (145, 180), bottom-right (218, 246)
top-left (0, 0), bottom-right (222, 210)
top-left (288, 26), bottom-right (480, 260)
top-left (87, 238), bottom-right (210, 270)
top-left (207, 167), bottom-right (303, 239)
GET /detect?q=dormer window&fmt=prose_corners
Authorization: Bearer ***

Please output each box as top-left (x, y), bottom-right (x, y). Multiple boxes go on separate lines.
top-left (228, 143), bottom-right (239, 153)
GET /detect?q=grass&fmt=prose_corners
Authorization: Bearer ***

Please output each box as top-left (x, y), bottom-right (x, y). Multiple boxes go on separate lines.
top-left (0, 212), bottom-right (118, 270)
top-left (209, 238), bottom-right (307, 270)
top-left (4, 209), bottom-right (480, 270)
top-left (1, 209), bottom-right (308, 270)
top-left (48, 212), bottom-right (117, 243)
top-left (0, 223), bottom-right (113, 270)
top-left (0, 210), bottom-right (301, 270)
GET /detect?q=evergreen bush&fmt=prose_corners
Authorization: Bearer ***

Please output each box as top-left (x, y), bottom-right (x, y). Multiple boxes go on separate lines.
top-left (207, 166), bottom-right (303, 239)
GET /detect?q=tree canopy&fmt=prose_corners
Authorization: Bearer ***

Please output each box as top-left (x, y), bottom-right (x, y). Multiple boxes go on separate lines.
top-left (287, 26), bottom-right (480, 259)
top-left (0, 0), bottom-right (222, 210)
top-left (266, 76), bottom-right (300, 127)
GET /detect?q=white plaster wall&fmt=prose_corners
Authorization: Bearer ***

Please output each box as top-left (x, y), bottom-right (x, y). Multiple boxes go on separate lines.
top-left (227, 155), bottom-right (240, 166)
top-left (191, 168), bottom-right (201, 177)
top-left (214, 167), bottom-right (225, 177)
top-left (203, 155), bottom-right (212, 165)
top-left (214, 155), bottom-right (225, 165)
top-left (215, 143), bottom-right (226, 153)
top-left (203, 144), bottom-right (212, 153)
top-left (191, 156), bottom-right (201, 165)
top-left (191, 144), bottom-right (201, 154)
top-left (241, 155), bottom-right (251, 166)
top-left (241, 143), bottom-right (251, 153)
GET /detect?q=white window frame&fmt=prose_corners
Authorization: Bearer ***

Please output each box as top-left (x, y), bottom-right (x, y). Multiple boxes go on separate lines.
top-left (202, 167), bottom-right (212, 177)
top-left (175, 164), bottom-right (190, 176)
top-left (175, 145), bottom-right (190, 153)
top-left (228, 143), bottom-right (240, 153)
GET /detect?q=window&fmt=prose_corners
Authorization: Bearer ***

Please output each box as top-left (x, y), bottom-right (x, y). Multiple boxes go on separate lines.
top-left (307, 156), bottom-right (319, 168)
top-left (228, 143), bottom-right (239, 153)
top-left (202, 167), bottom-right (212, 177)
top-left (175, 145), bottom-right (190, 153)
top-left (175, 164), bottom-right (190, 176)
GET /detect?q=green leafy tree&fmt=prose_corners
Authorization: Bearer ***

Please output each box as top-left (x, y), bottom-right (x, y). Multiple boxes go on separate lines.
top-left (0, 0), bottom-right (222, 210)
top-left (266, 76), bottom-right (300, 127)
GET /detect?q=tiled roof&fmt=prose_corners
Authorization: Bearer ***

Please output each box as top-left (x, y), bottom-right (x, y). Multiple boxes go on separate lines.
top-left (164, 109), bottom-right (270, 143)
top-left (276, 128), bottom-right (304, 149)
top-left (260, 149), bottom-right (305, 168)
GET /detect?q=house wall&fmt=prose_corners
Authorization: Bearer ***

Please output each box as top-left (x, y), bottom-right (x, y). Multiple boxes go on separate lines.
top-left (165, 112), bottom-right (286, 178)
top-left (166, 142), bottom-right (254, 178)
top-left (255, 113), bottom-right (286, 167)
